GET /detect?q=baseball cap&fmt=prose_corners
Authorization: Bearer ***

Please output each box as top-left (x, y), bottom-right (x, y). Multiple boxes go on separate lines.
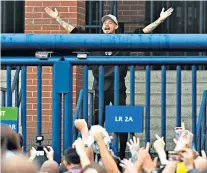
top-left (101, 14), bottom-right (118, 25)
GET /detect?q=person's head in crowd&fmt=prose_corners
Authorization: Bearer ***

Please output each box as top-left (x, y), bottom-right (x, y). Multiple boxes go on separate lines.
top-left (1, 154), bottom-right (38, 173)
top-left (58, 164), bottom-right (67, 173)
top-left (1, 124), bottom-right (21, 153)
top-left (101, 14), bottom-right (118, 34)
top-left (82, 163), bottom-right (107, 173)
top-left (40, 160), bottom-right (59, 173)
top-left (63, 148), bottom-right (81, 171)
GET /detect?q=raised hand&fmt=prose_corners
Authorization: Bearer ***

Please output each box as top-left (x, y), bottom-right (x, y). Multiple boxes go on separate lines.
top-left (159, 7), bottom-right (174, 22)
top-left (153, 134), bottom-right (165, 152)
top-left (120, 159), bottom-right (137, 173)
top-left (73, 138), bottom-right (86, 156)
top-left (43, 146), bottom-right (54, 161)
top-left (127, 136), bottom-right (140, 157)
top-left (74, 119), bottom-right (88, 132)
top-left (45, 7), bottom-right (59, 19)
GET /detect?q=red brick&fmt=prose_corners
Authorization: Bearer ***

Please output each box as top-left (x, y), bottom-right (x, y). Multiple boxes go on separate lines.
top-left (27, 98), bottom-right (37, 103)
top-left (42, 25), bottom-right (59, 30)
top-left (25, 25), bottom-right (42, 31)
top-left (123, 11), bottom-right (138, 16)
top-left (60, 13), bottom-right (77, 19)
top-left (69, 7), bottom-right (77, 13)
top-left (42, 73), bottom-right (52, 78)
top-left (28, 122), bottom-right (36, 127)
top-left (56, 7), bottom-right (69, 12)
top-left (34, 19), bottom-right (51, 24)
top-left (33, 7), bottom-right (46, 12)
top-left (27, 110), bottom-right (37, 115)
top-left (27, 86), bottom-right (37, 91)
top-left (25, 1), bottom-right (42, 7)
top-left (42, 92), bottom-right (51, 98)
top-left (42, 116), bottom-right (50, 121)
top-left (61, 1), bottom-right (77, 6)
top-left (42, 110), bottom-right (52, 115)
top-left (27, 104), bottom-right (33, 109)
top-left (25, 7), bottom-right (34, 13)
top-left (33, 31), bottom-right (51, 34)
top-left (25, 13), bottom-right (42, 19)
top-left (50, 30), bottom-right (67, 33)
top-left (42, 86), bottom-right (52, 91)
top-left (42, 1), bottom-right (61, 7)
top-left (42, 103), bottom-right (51, 109)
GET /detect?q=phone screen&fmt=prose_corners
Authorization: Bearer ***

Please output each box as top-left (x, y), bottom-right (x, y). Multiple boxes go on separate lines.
top-left (168, 151), bottom-right (182, 161)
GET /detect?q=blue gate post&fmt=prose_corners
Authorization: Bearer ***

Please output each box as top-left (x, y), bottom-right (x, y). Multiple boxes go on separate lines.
top-left (52, 61), bottom-right (72, 163)
top-left (176, 66), bottom-right (181, 127)
top-left (6, 66), bottom-right (12, 106)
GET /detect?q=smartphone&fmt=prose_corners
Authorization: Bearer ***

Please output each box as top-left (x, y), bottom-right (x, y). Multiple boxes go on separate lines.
top-left (168, 151), bottom-right (182, 161)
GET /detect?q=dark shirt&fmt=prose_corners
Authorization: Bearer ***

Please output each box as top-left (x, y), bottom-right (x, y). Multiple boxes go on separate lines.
top-left (71, 27), bottom-right (144, 91)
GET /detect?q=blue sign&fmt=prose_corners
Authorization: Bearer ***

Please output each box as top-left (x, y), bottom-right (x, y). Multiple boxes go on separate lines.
top-left (105, 106), bottom-right (144, 133)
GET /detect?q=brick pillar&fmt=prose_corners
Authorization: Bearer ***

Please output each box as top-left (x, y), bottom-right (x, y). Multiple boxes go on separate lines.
top-left (25, 0), bottom-right (85, 147)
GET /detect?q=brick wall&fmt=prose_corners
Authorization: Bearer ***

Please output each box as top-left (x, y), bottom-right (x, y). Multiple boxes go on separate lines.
top-left (25, 0), bottom-right (85, 147)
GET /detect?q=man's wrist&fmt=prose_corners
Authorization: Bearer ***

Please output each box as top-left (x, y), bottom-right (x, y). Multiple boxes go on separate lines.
top-left (157, 17), bottom-right (164, 23)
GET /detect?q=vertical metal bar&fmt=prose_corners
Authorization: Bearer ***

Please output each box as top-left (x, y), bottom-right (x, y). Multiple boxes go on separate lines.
top-left (113, 1), bottom-right (117, 17)
top-left (161, 66), bottom-right (166, 141)
top-left (88, 0), bottom-right (92, 33)
top-left (130, 66), bottom-right (135, 106)
top-left (99, 0), bottom-right (104, 33)
top-left (15, 78), bottom-right (19, 132)
top-left (149, 0), bottom-right (154, 58)
top-left (114, 66), bottom-right (119, 152)
top-left (145, 66), bottom-right (151, 143)
top-left (199, 1), bottom-right (204, 56)
top-left (52, 67), bottom-right (61, 163)
top-left (89, 93), bottom-right (94, 128)
top-left (64, 87), bottom-right (73, 149)
top-left (21, 66), bottom-right (27, 152)
top-left (83, 65), bottom-right (88, 121)
top-left (99, 66), bottom-right (104, 125)
top-left (192, 65), bottom-right (197, 145)
top-left (202, 102), bottom-right (206, 151)
top-left (130, 66), bottom-right (135, 139)
top-left (37, 66), bottom-right (42, 136)
top-left (7, 66), bottom-right (12, 106)
top-left (2, 91), bottom-right (6, 107)
top-left (176, 66), bottom-right (181, 127)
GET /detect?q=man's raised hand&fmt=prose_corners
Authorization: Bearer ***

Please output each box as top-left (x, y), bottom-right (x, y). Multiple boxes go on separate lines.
top-left (45, 7), bottom-right (59, 19)
top-left (159, 7), bottom-right (174, 22)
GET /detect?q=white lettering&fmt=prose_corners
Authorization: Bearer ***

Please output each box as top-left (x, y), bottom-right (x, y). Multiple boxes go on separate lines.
top-left (0, 111), bottom-right (6, 116)
top-left (125, 116), bottom-right (133, 122)
top-left (115, 116), bottom-right (123, 122)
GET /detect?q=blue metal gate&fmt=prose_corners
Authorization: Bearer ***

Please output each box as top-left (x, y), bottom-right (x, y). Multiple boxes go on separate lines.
top-left (1, 33), bottom-right (207, 162)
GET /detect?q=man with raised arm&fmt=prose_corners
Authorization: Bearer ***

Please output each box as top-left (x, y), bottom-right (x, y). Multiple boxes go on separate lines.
top-left (45, 6), bottom-right (173, 160)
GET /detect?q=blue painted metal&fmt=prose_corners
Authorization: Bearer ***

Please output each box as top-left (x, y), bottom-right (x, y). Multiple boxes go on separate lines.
top-left (176, 66), bottom-right (181, 127)
top-left (52, 64), bottom-right (62, 163)
top-left (73, 89), bottom-right (83, 141)
top-left (196, 90), bottom-right (207, 152)
top-left (145, 66), bottom-right (151, 143)
top-left (37, 66), bottom-right (42, 136)
top-left (113, 66), bottom-right (119, 153)
top-left (2, 34), bottom-right (207, 51)
top-left (2, 56), bottom-right (207, 66)
top-left (1, 91), bottom-right (6, 106)
top-left (84, 66), bottom-right (88, 121)
top-left (99, 66), bottom-right (104, 125)
top-left (161, 66), bottom-right (166, 141)
top-left (6, 66), bottom-right (12, 106)
top-left (192, 66), bottom-right (197, 145)
top-left (65, 62), bottom-right (73, 149)
top-left (11, 67), bottom-right (20, 91)
top-left (21, 66), bottom-right (27, 152)
top-left (15, 81), bottom-right (19, 133)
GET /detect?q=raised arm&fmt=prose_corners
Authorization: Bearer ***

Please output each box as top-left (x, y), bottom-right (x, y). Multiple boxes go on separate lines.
top-left (45, 7), bottom-right (75, 33)
top-left (143, 7), bottom-right (174, 33)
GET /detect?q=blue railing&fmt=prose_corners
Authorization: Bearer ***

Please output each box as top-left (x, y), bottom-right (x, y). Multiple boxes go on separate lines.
top-left (1, 33), bottom-right (207, 162)
top-left (73, 89), bottom-right (95, 141)
top-left (196, 90), bottom-right (207, 153)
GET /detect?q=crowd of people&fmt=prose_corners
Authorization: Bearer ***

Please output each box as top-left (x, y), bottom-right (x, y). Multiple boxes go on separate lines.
top-left (1, 120), bottom-right (207, 173)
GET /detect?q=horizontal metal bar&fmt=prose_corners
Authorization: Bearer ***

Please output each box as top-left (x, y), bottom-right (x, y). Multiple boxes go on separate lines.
top-left (2, 34), bottom-right (207, 51)
top-left (1, 56), bottom-right (207, 65)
